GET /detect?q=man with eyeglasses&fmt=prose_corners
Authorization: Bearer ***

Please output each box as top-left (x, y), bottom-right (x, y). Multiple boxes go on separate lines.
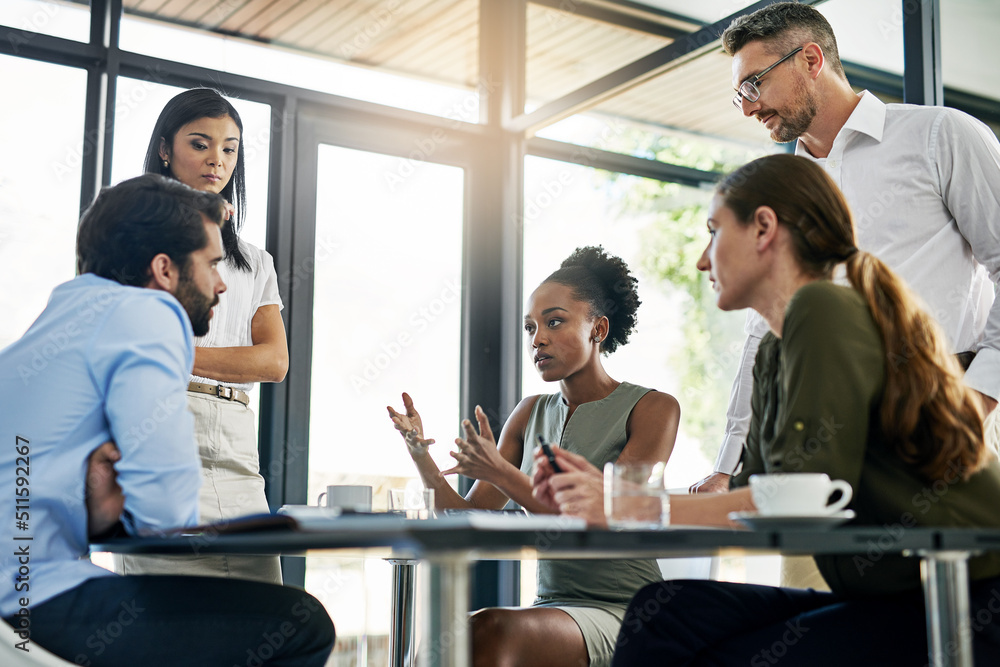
top-left (692, 4), bottom-right (1000, 518)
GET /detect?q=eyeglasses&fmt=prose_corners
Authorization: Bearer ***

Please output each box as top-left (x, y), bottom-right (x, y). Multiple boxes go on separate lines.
top-left (732, 47), bottom-right (803, 110)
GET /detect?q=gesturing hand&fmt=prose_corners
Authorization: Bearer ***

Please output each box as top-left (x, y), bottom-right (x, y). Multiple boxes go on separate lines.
top-left (387, 392), bottom-right (436, 459)
top-left (441, 406), bottom-right (506, 483)
top-left (86, 440), bottom-right (125, 539)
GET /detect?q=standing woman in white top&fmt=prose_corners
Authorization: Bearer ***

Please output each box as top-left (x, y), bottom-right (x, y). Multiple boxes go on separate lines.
top-left (114, 88), bottom-right (287, 584)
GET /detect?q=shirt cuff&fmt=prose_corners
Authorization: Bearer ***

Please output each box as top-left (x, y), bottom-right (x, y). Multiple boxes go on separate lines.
top-left (712, 434), bottom-right (744, 475)
top-left (965, 347), bottom-right (1000, 401)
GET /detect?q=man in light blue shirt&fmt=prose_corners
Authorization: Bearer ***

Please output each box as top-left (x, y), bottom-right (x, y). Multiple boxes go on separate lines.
top-left (1, 175), bottom-right (334, 665)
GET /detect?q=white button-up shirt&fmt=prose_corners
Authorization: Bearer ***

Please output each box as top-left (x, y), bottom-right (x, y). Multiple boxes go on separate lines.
top-left (715, 91), bottom-right (1000, 474)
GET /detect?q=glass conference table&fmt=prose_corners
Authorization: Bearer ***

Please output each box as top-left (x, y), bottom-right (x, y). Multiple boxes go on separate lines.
top-left (94, 513), bottom-right (998, 667)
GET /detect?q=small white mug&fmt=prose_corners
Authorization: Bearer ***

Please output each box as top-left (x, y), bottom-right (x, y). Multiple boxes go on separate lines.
top-left (749, 473), bottom-right (852, 516)
top-left (317, 485), bottom-right (372, 512)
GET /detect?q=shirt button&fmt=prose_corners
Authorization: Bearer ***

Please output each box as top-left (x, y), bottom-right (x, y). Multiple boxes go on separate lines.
top-left (828, 159), bottom-right (839, 169)
top-left (793, 421), bottom-right (805, 431)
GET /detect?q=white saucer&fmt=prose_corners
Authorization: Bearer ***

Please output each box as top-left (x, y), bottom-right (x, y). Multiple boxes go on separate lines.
top-left (728, 509), bottom-right (855, 530)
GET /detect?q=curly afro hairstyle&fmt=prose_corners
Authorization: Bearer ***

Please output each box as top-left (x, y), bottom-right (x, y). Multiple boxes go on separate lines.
top-left (542, 246), bottom-right (641, 355)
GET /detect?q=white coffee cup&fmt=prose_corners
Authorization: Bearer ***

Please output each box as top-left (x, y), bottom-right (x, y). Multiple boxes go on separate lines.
top-left (317, 485), bottom-right (372, 512)
top-left (749, 473), bottom-right (852, 516)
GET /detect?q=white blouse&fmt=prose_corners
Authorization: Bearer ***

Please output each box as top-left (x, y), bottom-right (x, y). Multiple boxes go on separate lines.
top-left (190, 239), bottom-right (283, 393)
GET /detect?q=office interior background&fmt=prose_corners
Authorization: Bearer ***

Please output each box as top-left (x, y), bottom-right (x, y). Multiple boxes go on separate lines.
top-left (2, 0), bottom-right (998, 663)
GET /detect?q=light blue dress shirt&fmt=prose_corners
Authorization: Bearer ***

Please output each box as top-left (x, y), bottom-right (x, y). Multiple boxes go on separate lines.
top-left (0, 274), bottom-right (202, 617)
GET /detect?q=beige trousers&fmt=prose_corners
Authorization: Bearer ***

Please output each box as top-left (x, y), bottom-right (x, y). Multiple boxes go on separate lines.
top-left (779, 556), bottom-right (830, 590)
top-left (114, 392), bottom-right (282, 584)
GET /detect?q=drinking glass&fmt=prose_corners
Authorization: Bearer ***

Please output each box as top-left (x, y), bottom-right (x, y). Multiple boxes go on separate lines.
top-left (604, 461), bottom-right (668, 530)
top-left (388, 487), bottom-right (436, 519)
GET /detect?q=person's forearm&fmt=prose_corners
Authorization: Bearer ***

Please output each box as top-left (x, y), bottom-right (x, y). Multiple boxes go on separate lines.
top-left (714, 332), bottom-right (762, 474)
top-left (410, 453), bottom-right (474, 510)
top-left (669, 487), bottom-right (754, 528)
top-left (193, 345), bottom-right (288, 384)
top-left (488, 465), bottom-right (556, 514)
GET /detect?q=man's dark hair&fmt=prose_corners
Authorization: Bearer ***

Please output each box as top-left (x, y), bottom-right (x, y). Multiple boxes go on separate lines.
top-left (76, 174), bottom-right (226, 287)
top-left (722, 2), bottom-right (845, 79)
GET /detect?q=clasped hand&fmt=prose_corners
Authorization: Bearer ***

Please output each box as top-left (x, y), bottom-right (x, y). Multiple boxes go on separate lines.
top-left (86, 440), bottom-right (125, 539)
top-left (531, 446), bottom-right (607, 528)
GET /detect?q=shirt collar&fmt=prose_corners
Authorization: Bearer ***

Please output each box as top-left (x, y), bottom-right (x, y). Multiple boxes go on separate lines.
top-left (841, 90), bottom-right (886, 142)
top-left (795, 90), bottom-right (886, 156)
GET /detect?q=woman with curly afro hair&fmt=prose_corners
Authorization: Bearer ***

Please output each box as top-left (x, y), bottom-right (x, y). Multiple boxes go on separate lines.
top-left (388, 246), bottom-right (680, 667)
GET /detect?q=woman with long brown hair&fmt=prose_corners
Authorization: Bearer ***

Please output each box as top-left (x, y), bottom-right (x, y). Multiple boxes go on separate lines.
top-left (535, 154), bottom-right (1000, 664)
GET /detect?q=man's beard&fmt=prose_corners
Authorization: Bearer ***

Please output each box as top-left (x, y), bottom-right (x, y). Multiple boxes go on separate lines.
top-left (174, 267), bottom-right (218, 337)
top-left (767, 81), bottom-right (818, 144)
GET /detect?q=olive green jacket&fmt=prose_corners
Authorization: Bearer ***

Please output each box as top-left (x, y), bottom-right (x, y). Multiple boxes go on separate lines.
top-left (732, 281), bottom-right (1000, 597)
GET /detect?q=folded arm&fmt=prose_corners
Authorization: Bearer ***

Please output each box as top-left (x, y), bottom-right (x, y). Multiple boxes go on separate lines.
top-left (192, 304), bottom-right (288, 383)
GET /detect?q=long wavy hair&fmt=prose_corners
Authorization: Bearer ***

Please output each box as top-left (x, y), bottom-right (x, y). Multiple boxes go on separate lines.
top-left (143, 87), bottom-right (249, 272)
top-left (718, 154), bottom-right (987, 481)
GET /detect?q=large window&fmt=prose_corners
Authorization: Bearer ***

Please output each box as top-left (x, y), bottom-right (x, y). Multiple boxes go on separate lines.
top-left (307, 145), bottom-right (464, 489)
top-left (0, 55), bottom-right (87, 348)
top-left (520, 154), bottom-right (744, 486)
top-left (306, 144), bottom-right (464, 661)
top-left (0, 0), bottom-right (90, 43)
top-left (520, 154), bottom-right (782, 591)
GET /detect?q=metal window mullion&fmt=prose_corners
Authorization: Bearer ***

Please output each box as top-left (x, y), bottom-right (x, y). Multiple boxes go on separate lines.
top-left (259, 94), bottom-right (297, 513)
top-left (902, 0), bottom-right (943, 106)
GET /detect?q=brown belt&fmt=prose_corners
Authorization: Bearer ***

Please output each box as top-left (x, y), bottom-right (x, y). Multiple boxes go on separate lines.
top-left (187, 381), bottom-right (250, 407)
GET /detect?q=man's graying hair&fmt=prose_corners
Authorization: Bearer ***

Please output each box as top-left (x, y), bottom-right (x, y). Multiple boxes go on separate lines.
top-left (722, 2), bottom-right (846, 79)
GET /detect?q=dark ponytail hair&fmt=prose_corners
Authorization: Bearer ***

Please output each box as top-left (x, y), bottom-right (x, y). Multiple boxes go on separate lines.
top-left (143, 87), bottom-right (250, 272)
top-left (719, 154), bottom-right (987, 481)
top-left (543, 246), bottom-right (640, 354)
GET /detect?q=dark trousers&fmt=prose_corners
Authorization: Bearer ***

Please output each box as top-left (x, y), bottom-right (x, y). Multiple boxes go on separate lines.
top-left (612, 577), bottom-right (1000, 666)
top-left (4, 575), bottom-right (335, 667)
